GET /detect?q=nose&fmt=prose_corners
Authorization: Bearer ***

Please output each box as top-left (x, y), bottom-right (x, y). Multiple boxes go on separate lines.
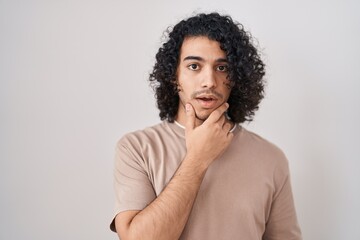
top-left (200, 67), bottom-right (216, 89)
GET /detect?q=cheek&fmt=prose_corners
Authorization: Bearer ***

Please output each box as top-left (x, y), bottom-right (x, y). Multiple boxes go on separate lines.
top-left (177, 82), bottom-right (184, 92)
top-left (176, 82), bottom-right (187, 97)
top-left (177, 78), bottom-right (195, 93)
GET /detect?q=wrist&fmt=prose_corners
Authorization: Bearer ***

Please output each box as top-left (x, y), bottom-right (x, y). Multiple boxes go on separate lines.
top-left (182, 153), bottom-right (210, 174)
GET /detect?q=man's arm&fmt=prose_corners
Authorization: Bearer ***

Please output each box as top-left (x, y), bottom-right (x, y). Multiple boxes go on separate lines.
top-left (263, 161), bottom-right (302, 240)
top-left (115, 103), bottom-right (234, 240)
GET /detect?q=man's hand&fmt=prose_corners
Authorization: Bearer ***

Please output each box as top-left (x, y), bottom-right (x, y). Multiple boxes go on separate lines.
top-left (184, 102), bottom-right (234, 169)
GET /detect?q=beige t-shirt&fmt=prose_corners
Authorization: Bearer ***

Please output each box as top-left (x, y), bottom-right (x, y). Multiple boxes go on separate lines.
top-left (110, 121), bottom-right (302, 240)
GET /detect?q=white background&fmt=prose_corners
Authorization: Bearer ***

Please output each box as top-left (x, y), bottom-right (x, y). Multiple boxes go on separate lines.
top-left (1, 0), bottom-right (359, 239)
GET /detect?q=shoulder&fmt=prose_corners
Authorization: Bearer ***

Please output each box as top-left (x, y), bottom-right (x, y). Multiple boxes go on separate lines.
top-left (116, 121), bottom-right (170, 151)
top-left (237, 126), bottom-right (289, 168)
top-left (241, 127), bottom-right (285, 155)
top-left (236, 127), bottom-right (291, 187)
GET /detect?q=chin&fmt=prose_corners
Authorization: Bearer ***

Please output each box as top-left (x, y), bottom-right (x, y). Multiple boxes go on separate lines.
top-left (194, 110), bottom-right (212, 121)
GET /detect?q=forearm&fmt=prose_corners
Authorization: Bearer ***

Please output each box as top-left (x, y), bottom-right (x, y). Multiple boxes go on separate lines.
top-left (126, 155), bottom-right (208, 240)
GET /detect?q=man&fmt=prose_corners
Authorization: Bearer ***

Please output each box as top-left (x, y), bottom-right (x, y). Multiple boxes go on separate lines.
top-left (110, 12), bottom-right (302, 240)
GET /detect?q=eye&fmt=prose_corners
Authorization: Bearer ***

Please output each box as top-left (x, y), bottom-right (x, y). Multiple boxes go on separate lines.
top-left (187, 63), bottom-right (200, 71)
top-left (217, 65), bottom-right (228, 72)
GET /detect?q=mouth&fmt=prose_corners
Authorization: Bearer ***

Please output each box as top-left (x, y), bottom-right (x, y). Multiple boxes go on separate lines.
top-left (195, 95), bottom-right (218, 108)
top-left (197, 96), bottom-right (215, 101)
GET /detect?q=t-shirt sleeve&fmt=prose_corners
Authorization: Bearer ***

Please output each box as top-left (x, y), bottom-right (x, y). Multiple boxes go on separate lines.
top-left (263, 159), bottom-right (302, 240)
top-left (110, 137), bottom-right (156, 232)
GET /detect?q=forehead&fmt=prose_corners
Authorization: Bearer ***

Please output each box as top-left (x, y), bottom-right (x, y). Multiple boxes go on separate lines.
top-left (179, 36), bottom-right (226, 60)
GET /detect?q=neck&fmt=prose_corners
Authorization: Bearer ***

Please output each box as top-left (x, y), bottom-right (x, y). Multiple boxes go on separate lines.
top-left (174, 118), bottom-right (236, 132)
top-left (175, 108), bottom-right (235, 129)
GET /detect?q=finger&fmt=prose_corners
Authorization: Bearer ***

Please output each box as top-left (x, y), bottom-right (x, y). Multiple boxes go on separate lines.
top-left (217, 114), bottom-right (226, 126)
top-left (185, 103), bottom-right (195, 133)
top-left (222, 122), bottom-right (232, 132)
top-left (227, 131), bottom-right (234, 140)
top-left (205, 102), bottom-right (229, 123)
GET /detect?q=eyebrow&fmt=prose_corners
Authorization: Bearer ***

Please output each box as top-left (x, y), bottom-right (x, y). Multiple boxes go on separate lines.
top-left (183, 56), bottom-right (228, 63)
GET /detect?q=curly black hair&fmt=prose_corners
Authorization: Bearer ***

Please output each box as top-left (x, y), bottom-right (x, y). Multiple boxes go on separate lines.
top-left (149, 12), bottom-right (265, 123)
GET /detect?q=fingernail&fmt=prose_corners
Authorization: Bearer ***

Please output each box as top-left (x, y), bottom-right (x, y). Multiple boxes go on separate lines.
top-left (225, 102), bottom-right (229, 108)
top-left (185, 104), bottom-right (190, 112)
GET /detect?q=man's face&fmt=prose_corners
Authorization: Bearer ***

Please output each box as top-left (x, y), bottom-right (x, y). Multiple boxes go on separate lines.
top-left (175, 36), bottom-right (232, 125)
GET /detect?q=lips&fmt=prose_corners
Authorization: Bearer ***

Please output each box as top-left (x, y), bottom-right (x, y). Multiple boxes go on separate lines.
top-left (198, 96), bottom-right (215, 101)
top-left (195, 95), bottom-right (218, 108)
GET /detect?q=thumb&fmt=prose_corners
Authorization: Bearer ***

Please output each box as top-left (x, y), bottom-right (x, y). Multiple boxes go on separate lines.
top-left (185, 103), bottom-right (195, 132)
